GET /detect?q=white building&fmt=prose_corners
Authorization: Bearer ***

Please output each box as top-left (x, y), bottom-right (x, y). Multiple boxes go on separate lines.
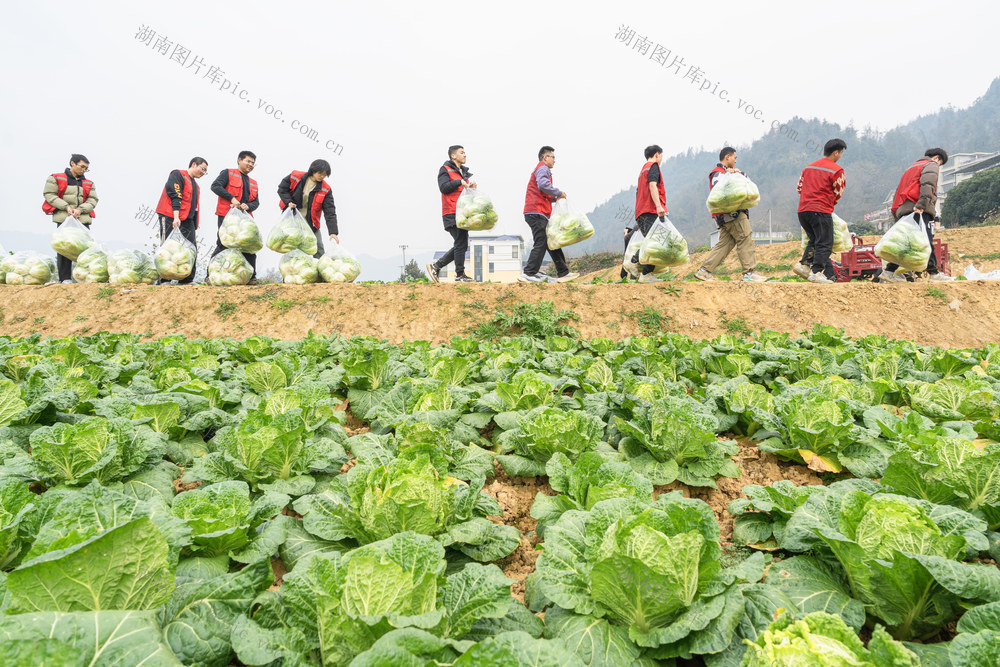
top-left (434, 234), bottom-right (526, 282)
top-left (938, 151), bottom-right (1000, 210)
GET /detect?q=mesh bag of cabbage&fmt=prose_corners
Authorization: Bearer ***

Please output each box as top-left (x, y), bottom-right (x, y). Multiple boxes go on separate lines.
top-left (875, 213), bottom-right (931, 272)
top-left (639, 217), bottom-right (689, 267)
top-left (51, 216), bottom-right (95, 261)
top-left (1, 251), bottom-right (57, 285)
top-left (546, 199), bottom-right (595, 250)
top-left (267, 208), bottom-right (318, 255)
top-left (73, 244), bottom-right (109, 283)
top-left (219, 208), bottom-right (264, 253)
top-left (318, 242), bottom-right (362, 282)
top-left (455, 188), bottom-right (499, 231)
top-left (154, 228), bottom-right (197, 281)
top-left (207, 248), bottom-right (253, 285)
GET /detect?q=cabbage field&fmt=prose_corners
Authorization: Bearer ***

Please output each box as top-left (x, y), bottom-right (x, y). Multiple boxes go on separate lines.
top-left (0, 327), bottom-right (999, 665)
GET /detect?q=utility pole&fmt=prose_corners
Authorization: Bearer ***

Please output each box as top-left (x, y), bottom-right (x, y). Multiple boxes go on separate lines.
top-left (399, 244), bottom-right (408, 282)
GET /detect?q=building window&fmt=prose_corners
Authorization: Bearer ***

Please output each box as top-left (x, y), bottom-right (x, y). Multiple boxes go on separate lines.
top-left (489, 262), bottom-right (494, 274)
top-left (489, 245), bottom-right (494, 254)
top-left (512, 246), bottom-right (518, 259)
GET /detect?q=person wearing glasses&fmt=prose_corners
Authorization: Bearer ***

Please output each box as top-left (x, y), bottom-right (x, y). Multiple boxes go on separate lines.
top-left (155, 157), bottom-right (209, 284)
top-left (42, 154), bottom-right (98, 282)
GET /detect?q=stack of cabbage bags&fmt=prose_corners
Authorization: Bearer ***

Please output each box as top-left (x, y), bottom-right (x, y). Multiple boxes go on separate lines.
top-left (73, 245), bottom-right (109, 282)
top-left (1, 252), bottom-right (55, 285)
top-left (267, 209), bottom-right (317, 255)
top-left (455, 189), bottom-right (499, 231)
top-left (706, 172), bottom-right (760, 214)
top-left (639, 218), bottom-right (689, 267)
top-left (546, 200), bottom-right (594, 250)
top-left (51, 217), bottom-right (94, 260)
top-left (875, 213), bottom-right (931, 271)
top-left (280, 249), bottom-right (320, 284)
top-left (154, 230), bottom-right (197, 280)
top-left (801, 213), bottom-right (852, 253)
top-left (318, 246), bottom-right (362, 282)
top-left (108, 250), bottom-right (153, 284)
top-left (207, 249), bottom-right (253, 285)
top-left (219, 208), bottom-right (263, 253)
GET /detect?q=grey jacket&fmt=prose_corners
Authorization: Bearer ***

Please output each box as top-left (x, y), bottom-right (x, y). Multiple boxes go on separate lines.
top-left (893, 159), bottom-right (939, 220)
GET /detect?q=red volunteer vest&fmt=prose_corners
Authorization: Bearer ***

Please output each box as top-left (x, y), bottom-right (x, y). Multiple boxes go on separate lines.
top-left (523, 162), bottom-right (556, 217)
top-left (42, 172), bottom-right (96, 218)
top-left (215, 169), bottom-right (259, 216)
top-left (892, 159), bottom-right (934, 215)
top-left (634, 162), bottom-right (667, 219)
top-left (441, 164), bottom-right (464, 216)
top-left (156, 170), bottom-right (199, 225)
top-left (797, 158), bottom-right (843, 214)
top-left (279, 170), bottom-right (330, 230)
top-left (707, 165), bottom-right (727, 219)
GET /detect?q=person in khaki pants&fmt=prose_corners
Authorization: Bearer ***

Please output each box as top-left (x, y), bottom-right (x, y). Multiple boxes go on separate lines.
top-left (694, 147), bottom-right (766, 282)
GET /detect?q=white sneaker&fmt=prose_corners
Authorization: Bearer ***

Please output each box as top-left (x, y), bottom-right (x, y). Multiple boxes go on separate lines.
top-left (879, 270), bottom-right (905, 283)
top-left (556, 272), bottom-right (579, 283)
top-left (518, 273), bottom-right (546, 283)
top-left (807, 272), bottom-right (833, 284)
top-left (792, 263), bottom-right (811, 279)
top-left (742, 271), bottom-right (768, 282)
top-left (694, 268), bottom-right (715, 281)
top-left (638, 273), bottom-right (662, 283)
top-left (928, 273), bottom-right (955, 282)
top-left (425, 263), bottom-right (439, 283)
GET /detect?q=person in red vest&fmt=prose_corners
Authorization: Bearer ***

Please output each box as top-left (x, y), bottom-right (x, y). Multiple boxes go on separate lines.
top-left (695, 147), bottom-right (766, 282)
top-left (155, 157), bottom-right (208, 284)
top-left (880, 148), bottom-right (951, 283)
top-left (628, 145), bottom-right (668, 283)
top-left (793, 139), bottom-right (847, 284)
top-left (42, 154), bottom-right (98, 283)
top-left (210, 150), bottom-right (260, 284)
top-left (277, 159), bottom-right (339, 258)
top-left (427, 145), bottom-right (475, 283)
top-left (520, 146), bottom-right (579, 283)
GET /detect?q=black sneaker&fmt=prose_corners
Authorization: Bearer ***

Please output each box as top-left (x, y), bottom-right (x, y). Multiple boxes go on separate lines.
top-left (454, 274), bottom-right (474, 283)
top-left (247, 278), bottom-right (260, 285)
top-left (426, 263), bottom-right (440, 283)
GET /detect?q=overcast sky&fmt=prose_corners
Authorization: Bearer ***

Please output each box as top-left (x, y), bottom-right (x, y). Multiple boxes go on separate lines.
top-left (2, 0), bottom-right (997, 273)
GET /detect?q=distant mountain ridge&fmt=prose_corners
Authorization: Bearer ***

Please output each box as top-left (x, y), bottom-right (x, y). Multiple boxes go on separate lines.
top-left (573, 77), bottom-right (1000, 252)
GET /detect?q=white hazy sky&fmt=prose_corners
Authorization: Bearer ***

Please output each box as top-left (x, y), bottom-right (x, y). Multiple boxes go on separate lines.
top-left (2, 0), bottom-right (997, 271)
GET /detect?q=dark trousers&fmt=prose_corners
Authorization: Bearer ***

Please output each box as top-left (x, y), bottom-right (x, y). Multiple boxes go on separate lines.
top-left (630, 213), bottom-right (658, 275)
top-left (798, 211), bottom-right (835, 279)
top-left (435, 218), bottom-right (468, 275)
top-left (55, 221), bottom-right (90, 282)
top-left (158, 214), bottom-right (197, 284)
top-left (523, 213), bottom-right (568, 276)
top-left (212, 215), bottom-right (257, 277)
top-left (312, 226), bottom-right (326, 259)
top-left (885, 212), bottom-right (937, 274)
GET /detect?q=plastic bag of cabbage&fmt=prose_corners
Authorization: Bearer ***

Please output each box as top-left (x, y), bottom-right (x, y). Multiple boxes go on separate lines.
top-left (622, 228), bottom-right (645, 277)
top-left (1, 251), bottom-right (56, 285)
top-left (875, 213), bottom-right (931, 271)
top-left (546, 199), bottom-right (594, 250)
top-left (207, 249), bottom-right (253, 285)
top-left (154, 229), bottom-right (197, 280)
top-left (72, 245), bottom-right (109, 282)
top-left (706, 172), bottom-right (761, 214)
top-left (455, 188), bottom-right (499, 231)
top-left (267, 208), bottom-right (318, 255)
top-left (639, 217), bottom-right (689, 267)
top-left (50, 216), bottom-right (94, 260)
top-left (801, 212), bottom-right (852, 253)
top-left (219, 208), bottom-right (263, 253)
top-left (317, 243), bottom-right (362, 282)
top-left (108, 250), bottom-right (153, 284)
top-left (280, 249), bottom-right (320, 284)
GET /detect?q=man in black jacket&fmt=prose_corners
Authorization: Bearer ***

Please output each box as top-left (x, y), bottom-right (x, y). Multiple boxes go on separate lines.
top-left (277, 159), bottom-right (339, 258)
top-left (210, 150), bottom-right (260, 283)
top-left (427, 145), bottom-right (475, 282)
top-left (155, 157), bottom-right (208, 284)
